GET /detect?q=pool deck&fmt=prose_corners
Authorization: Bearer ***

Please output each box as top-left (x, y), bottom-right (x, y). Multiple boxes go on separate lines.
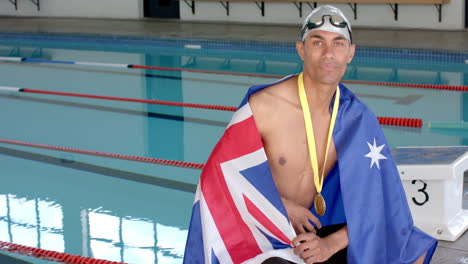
top-left (0, 16), bottom-right (467, 264)
top-left (0, 16), bottom-right (467, 52)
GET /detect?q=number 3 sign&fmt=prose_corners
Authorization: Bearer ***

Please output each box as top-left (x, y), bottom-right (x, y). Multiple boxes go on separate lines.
top-left (394, 146), bottom-right (468, 242)
top-left (411, 180), bottom-right (429, 206)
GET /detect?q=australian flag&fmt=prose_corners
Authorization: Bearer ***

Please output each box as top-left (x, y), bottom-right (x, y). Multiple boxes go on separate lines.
top-left (183, 75), bottom-right (437, 264)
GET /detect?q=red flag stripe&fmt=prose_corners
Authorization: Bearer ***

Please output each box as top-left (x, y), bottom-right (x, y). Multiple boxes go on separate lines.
top-left (201, 116), bottom-right (264, 263)
top-left (243, 194), bottom-right (292, 245)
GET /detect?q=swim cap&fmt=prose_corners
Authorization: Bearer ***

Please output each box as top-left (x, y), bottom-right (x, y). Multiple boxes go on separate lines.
top-left (301, 5), bottom-right (352, 43)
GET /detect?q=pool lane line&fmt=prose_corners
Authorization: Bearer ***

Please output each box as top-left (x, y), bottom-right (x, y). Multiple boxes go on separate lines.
top-left (0, 139), bottom-right (204, 170)
top-left (0, 86), bottom-right (423, 127)
top-left (0, 60), bottom-right (455, 105)
top-left (129, 64), bottom-right (282, 78)
top-left (0, 56), bottom-right (281, 78)
top-left (0, 86), bottom-right (237, 112)
top-left (0, 60), bottom-right (256, 88)
top-left (0, 240), bottom-right (126, 264)
top-left (1, 56), bottom-right (467, 91)
top-left (343, 80), bottom-right (468, 92)
top-left (377, 116), bottom-right (422, 128)
top-left (0, 146), bottom-right (197, 193)
top-left (0, 92), bottom-right (229, 128)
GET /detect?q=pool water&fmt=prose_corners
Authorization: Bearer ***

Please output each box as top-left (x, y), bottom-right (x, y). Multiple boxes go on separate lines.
top-left (0, 33), bottom-right (467, 264)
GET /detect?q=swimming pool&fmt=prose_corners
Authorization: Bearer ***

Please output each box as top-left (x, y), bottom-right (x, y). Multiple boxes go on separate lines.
top-left (0, 33), bottom-right (467, 264)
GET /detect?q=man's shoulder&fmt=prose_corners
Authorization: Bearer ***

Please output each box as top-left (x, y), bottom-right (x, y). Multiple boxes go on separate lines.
top-left (249, 76), bottom-right (297, 107)
top-left (248, 76), bottom-right (298, 136)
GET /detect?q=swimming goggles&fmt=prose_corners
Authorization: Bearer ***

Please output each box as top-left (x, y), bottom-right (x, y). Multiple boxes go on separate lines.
top-left (301, 14), bottom-right (352, 43)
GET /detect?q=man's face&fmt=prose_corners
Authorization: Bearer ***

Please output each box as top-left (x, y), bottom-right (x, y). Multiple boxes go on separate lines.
top-left (296, 30), bottom-right (355, 85)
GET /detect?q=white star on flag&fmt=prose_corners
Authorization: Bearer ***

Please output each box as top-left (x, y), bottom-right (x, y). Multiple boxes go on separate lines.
top-left (365, 138), bottom-right (387, 169)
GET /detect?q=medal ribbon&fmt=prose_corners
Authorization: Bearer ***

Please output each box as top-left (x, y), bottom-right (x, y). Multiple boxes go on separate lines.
top-left (298, 72), bottom-right (340, 194)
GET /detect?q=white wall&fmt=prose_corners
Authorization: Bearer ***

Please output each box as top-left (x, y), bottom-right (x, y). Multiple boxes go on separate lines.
top-left (0, 0), bottom-right (143, 19)
top-left (0, 0), bottom-right (464, 29)
top-left (180, 1), bottom-right (465, 30)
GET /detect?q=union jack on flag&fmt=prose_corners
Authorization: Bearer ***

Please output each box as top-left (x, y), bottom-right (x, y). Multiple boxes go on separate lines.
top-left (183, 97), bottom-right (303, 264)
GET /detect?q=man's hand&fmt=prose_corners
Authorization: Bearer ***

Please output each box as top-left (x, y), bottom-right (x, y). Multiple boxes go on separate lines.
top-left (282, 198), bottom-right (321, 234)
top-left (292, 232), bottom-right (335, 264)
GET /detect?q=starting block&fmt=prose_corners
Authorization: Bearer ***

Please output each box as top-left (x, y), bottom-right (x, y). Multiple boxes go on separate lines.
top-left (393, 146), bottom-right (468, 241)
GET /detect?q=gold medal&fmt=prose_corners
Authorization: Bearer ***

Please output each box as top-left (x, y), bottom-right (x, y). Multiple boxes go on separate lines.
top-left (314, 193), bottom-right (327, 216)
top-left (298, 72), bottom-right (339, 217)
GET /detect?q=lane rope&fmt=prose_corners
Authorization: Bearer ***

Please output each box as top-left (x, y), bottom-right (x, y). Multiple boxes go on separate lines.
top-left (0, 240), bottom-right (127, 264)
top-left (1, 56), bottom-right (467, 91)
top-left (0, 139), bottom-right (204, 169)
top-left (0, 86), bottom-right (237, 112)
top-left (343, 80), bottom-right (468, 92)
top-left (377, 116), bottom-right (422, 128)
top-left (129, 64), bottom-right (281, 78)
top-left (0, 56), bottom-right (280, 78)
top-left (0, 86), bottom-right (423, 128)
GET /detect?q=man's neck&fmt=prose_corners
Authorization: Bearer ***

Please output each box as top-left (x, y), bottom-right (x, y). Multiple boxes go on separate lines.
top-left (302, 75), bottom-right (338, 114)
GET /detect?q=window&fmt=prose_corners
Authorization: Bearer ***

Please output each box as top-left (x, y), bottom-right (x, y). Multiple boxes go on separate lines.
top-left (0, 194), bottom-right (64, 251)
top-left (88, 210), bottom-right (187, 263)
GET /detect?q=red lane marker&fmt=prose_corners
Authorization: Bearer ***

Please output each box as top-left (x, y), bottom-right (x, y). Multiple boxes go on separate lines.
top-left (0, 240), bottom-right (126, 264)
top-left (0, 139), bottom-right (204, 169)
top-left (377, 116), bottom-right (422, 128)
top-left (6, 56), bottom-right (468, 91)
top-left (130, 64), bottom-right (468, 91)
top-left (342, 80), bottom-right (468, 92)
top-left (18, 88), bottom-right (422, 128)
top-left (129, 64), bottom-right (283, 78)
top-left (20, 88), bottom-right (238, 112)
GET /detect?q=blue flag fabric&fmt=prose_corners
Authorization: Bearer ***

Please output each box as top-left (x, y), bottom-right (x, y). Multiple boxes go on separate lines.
top-left (183, 75), bottom-right (437, 263)
top-left (332, 82), bottom-right (438, 263)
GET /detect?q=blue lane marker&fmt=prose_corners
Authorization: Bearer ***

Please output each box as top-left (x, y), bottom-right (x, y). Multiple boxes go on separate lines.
top-left (23, 58), bottom-right (74, 64)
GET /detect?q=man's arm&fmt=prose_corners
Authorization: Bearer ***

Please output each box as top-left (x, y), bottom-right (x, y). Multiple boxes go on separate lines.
top-left (282, 197), bottom-right (321, 234)
top-left (282, 197), bottom-right (347, 262)
top-left (322, 226), bottom-right (348, 256)
top-left (292, 226), bottom-right (348, 263)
